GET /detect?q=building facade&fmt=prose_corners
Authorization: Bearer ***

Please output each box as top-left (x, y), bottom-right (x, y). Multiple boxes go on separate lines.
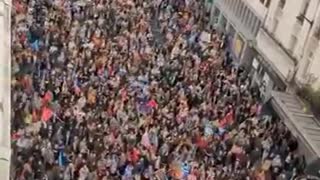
top-left (209, 0), bottom-right (288, 101)
top-left (210, 0), bottom-right (265, 66)
top-left (255, 0), bottom-right (320, 89)
top-left (0, 0), bottom-right (11, 179)
top-left (208, 0), bottom-right (320, 173)
top-left (210, 0), bottom-right (320, 98)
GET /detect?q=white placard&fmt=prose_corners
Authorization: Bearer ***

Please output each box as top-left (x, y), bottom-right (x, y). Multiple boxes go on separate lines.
top-left (200, 31), bottom-right (211, 43)
top-left (262, 73), bottom-right (270, 85)
top-left (252, 58), bottom-right (259, 69)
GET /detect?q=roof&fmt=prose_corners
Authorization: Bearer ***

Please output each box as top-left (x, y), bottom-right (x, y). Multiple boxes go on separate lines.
top-left (271, 91), bottom-right (320, 157)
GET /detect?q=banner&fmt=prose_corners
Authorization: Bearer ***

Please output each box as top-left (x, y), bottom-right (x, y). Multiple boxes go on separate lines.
top-left (233, 34), bottom-right (244, 58)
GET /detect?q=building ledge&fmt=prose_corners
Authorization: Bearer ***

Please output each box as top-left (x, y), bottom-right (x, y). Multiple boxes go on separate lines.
top-left (255, 28), bottom-right (295, 81)
top-left (261, 27), bottom-right (298, 65)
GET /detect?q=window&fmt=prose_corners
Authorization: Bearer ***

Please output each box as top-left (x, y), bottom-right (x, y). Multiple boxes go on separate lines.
top-left (302, 58), bottom-right (311, 78)
top-left (289, 35), bottom-right (298, 52)
top-left (302, 0), bottom-right (310, 16)
top-left (211, 7), bottom-right (220, 25)
top-left (260, 0), bottom-right (271, 8)
top-left (314, 26), bottom-right (320, 40)
top-left (279, 0), bottom-right (286, 9)
top-left (265, 0), bottom-right (271, 8)
top-left (298, 0), bottom-right (310, 24)
top-left (253, 20), bottom-right (261, 36)
top-left (246, 11), bottom-right (253, 27)
top-left (240, 5), bottom-right (247, 22)
top-left (236, 0), bottom-right (243, 17)
top-left (250, 16), bottom-right (257, 33)
top-left (213, 7), bottom-right (221, 17)
top-left (272, 18), bottom-right (279, 33)
top-left (220, 15), bottom-right (227, 30)
top-left (230, 0), bottom-right (237, 11)
top-left (228, 25), bottom-right (236, 38)
top-left (242, 7), bottom-right (249, 23)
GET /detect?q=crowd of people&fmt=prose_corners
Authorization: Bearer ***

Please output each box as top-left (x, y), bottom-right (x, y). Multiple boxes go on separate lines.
top-left (11, 0), bottom-right (306, 179)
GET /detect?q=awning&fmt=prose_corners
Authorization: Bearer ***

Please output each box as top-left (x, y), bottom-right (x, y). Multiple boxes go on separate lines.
top-left (270, 91), bottom-right (320, 170)
top-left (255, 29), bottom-right (295, 81)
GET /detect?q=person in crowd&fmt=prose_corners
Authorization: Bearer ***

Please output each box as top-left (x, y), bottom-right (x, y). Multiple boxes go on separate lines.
top-left (11, 0), bottom-right (305, 179)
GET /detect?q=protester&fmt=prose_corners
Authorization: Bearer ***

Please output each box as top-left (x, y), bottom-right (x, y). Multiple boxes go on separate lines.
top-left (11, 0), bottom-right (305, 179)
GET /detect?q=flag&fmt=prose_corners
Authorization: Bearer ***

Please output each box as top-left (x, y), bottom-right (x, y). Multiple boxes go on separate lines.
top-left (58, 150), bottom-right (65, 167)
top-left (44, 91), bottom-right (53, 102)
top-left (225, 111), bottom-right (234, 124)
top-left (128, 148), bottom-right (140, 163)
top-left (73, 79), bottom-right (81, 95)
top-left (41, 107), bottom-right (53, 122)
top-left (98, 67), bottom-right (104, 76)
top-left (141, 131), bottom-right (151, 149)
top-left (218, 117), bottom-right (228, 128)
top-left (256, 104), bottom-right (262, 116)
top-left (120, 88), bottom-right (128, 101)
top-left (31, 40), bottom-right (39, 52)
top-left (218, 127), bottom-right (226, 136)
top-left (147, 99), bottom-right (158, 108)
top-left (11, 132), bottom-right (21, 142)
top-left (204, 124), bottom-right (213, 137)
top-left (219, 111), bottom-right (234, 128)
top-left (230, 145), bottom-right (244, 155)
top-left (196, 136), bottom-right (208, 149)
top-left (181, 163), bottom-right (190, 177)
